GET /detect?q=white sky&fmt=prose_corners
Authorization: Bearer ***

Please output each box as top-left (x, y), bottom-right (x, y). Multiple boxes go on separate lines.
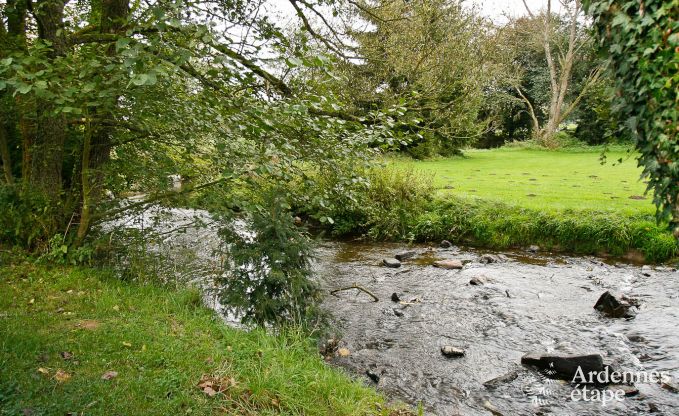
top-left (269, 0), bottom-right (563, 26)
top-left (471, 0), bottom-right (565, 23)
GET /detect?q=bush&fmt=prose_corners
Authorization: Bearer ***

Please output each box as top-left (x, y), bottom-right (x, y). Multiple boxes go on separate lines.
top-left (0, 185), bottom-right (57, 249)
top-left (288, 165), bottom-right (435, 240)
top-left (218, 190), bottom-right (323, 328)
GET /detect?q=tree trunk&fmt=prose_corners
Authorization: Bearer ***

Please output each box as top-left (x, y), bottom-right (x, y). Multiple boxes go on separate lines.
top-left (75, 0), bottom-right (130, 244)
top-left (30, 0), bottom-right (68, 200)
top-left (0, 115), bottom-right (13, 184)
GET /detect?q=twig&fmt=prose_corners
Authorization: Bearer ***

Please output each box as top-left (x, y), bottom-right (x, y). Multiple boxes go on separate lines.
top-left (330, 284), bottom-right (379, 302)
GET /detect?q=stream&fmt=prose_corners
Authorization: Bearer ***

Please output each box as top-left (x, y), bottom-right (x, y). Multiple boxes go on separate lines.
top-left (109, 207), bottom-right (679, 415)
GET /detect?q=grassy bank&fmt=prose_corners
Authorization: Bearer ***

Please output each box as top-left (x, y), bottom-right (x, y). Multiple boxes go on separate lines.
top-left (0, 261), bottom-right (404, 415)
top-left (390, 147), bottom-right (653, 214)
top-left (284, 147), bottom-right (677, 262)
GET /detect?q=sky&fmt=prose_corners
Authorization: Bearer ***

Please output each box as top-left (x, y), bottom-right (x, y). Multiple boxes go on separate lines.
top-left (471, 0), bottom-right (565, 23)
top-left (269, 0), bottom-right (564, 27)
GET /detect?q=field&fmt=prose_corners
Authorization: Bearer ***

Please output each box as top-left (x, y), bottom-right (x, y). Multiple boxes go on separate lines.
top-left (390, 147), bottom-right (654, 215)
top-left (0, 262), bottom-right (401, 416)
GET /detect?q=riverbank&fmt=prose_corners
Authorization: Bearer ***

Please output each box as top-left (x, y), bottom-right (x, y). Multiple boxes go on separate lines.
top-left (0, 260), bottom-right (408, 415)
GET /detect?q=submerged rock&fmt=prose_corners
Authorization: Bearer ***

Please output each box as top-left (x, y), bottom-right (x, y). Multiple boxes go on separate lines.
top-left (395, 251), bottom-right (417, 261)
top-left (594, 291), bottom-right (637, 319)
top-left (441, 346), bottom-right (465, 358)
top-left (440, 240), bottom-right (453, 248)
top-left (479, 254), bottom-right (507, 264)
top-left (483, 371), bottom-right (519, 390)
top-left (365, 367), bottom-right (381, 383)
top-left (433, 259), bottom-right (463, 270)
top-left (469, 276), bottom-right (487, 286)
top-left (383, 258), bottom-right (401, 268)
top-left (521, 352), bottom-right (604, 380)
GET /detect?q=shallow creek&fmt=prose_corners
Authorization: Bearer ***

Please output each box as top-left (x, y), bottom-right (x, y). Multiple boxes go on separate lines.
top-left (109, 207), bottom-right (679, 415)
top-left (315, 241), bottom-right (679, 416)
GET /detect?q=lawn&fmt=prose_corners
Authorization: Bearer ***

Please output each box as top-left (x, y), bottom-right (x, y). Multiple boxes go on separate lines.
top-left (0, 261), bottom-right (405, 416)
top-left (390, 147), bottom-right (654, 215)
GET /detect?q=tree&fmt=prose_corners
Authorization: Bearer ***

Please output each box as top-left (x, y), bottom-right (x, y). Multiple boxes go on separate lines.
top-left (0, 0), bottom-right (385, 249)
top-left (585, 0), bottom-right (678, 235)
top-left (501, 0), bottom-right (602, 146)
top-left (335, 0), bottom-right (497, 157)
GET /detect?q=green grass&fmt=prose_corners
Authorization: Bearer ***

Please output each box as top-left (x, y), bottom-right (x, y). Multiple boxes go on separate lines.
top-left (389, 147), bottom-right (654, 215)
top-left (0, 261), bottom-right (406, 416)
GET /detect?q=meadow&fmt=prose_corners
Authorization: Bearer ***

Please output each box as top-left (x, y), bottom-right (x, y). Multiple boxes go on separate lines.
top-left (390, 147), bottom-right (654, 215)
top-left (0, 261), bottom-right (405, 416)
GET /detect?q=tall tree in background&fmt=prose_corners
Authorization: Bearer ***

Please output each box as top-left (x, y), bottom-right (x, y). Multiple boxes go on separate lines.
top-left (338, 0), bottom-right (496, 157)
top-left (503, 0), bottom-right (602, 147)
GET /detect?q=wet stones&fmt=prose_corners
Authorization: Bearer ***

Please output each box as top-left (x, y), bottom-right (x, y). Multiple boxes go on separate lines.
top-left (441, 346), bottom-right (465, 358)
top-left (594, 291), bottom-right (637, 319)
top-left (469, 276), bottom-right (487, 286)
top-left (521, 352), bottom-right (604, 380)
top-left (479, 254), bottom-right (506, 264)
top-left (394, 251), bottom-right (417, 261)
top-left (382, 258), bottom-right (401, 268)
top-left (440, 240), bottom-right (453, 248)
top-left (483, 371), bottom-right (519, 390)
top-left (527, 245), bottom-right (540, 253)
top-left (365, 366), bottom-right (381, 383)
top-left (433, 259), bottom-right (463, 270)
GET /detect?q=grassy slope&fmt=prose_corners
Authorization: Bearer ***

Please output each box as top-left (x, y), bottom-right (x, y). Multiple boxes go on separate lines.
top-left (0, 262), bottom-right (401, 416)
top-left (391, 147), bottom-right (653, 214)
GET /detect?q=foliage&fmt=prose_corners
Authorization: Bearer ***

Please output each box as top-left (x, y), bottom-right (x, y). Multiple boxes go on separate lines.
top-left (218, 190), bottom-right (322, 328)
top-left (0, 261), bottom-right (402, 415)
top-left (585, 0), bottom-right (679, 235)
top-left (337, 0), bottom-right (496, 156)
top-left (494, 5), bottom-right (604, 146)
top-left (0, 185), bottom-right (56, 249)
top-left (287, 165), bottom-right (435, 240)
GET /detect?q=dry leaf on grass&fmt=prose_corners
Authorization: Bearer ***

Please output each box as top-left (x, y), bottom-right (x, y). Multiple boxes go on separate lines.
top-left (101, 370), bottom-right (118, 380)
top-left (197, 374), bottom-right (237, 397)
top-left (37, 367), bottom-right (49, 376)
top-left (77, 320), bottom-right (100, 330)
top-left (54, 370), bottom-right (71, 383)
top-left (60, 351), bottom-right (74, 360)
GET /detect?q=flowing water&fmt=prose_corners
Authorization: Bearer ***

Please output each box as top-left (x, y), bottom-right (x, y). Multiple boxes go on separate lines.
top-left (110, 207), bottom-right (679, 415)
top-left (315, 241), bottom-right (679, 415)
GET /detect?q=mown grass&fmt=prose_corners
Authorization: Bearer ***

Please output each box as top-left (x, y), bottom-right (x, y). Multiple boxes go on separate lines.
top-left (0, 261), bottom-right (406, 416)
top-left (389, 147), bottom-right (654, 215)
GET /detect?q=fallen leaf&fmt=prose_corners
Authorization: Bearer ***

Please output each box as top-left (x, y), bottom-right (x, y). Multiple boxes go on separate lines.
top-left (77, 320), bottom-right (100, 330)
top-left (122, 341), bottom-right (132, 347)
top-left (28, 298), bottom-right (35, 305)
top-left (60, 351), bottom-right (74, 360)
top-left (54, 370), bottom-right (71, 383)
top-left (337, 348), bottom-right (350, 357)
top-left (37, 367), bottom-right (49, 376)
top-left (112, 305), bottom-right (120, 311)
top-left (197, 374), bottom-right (237, 397)
top-left (141, 344), bottom-right (147, 352)
top-left (202, 386), bottom-right (217, 397)
top-left (101, 370), bottom-right (118, 380)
